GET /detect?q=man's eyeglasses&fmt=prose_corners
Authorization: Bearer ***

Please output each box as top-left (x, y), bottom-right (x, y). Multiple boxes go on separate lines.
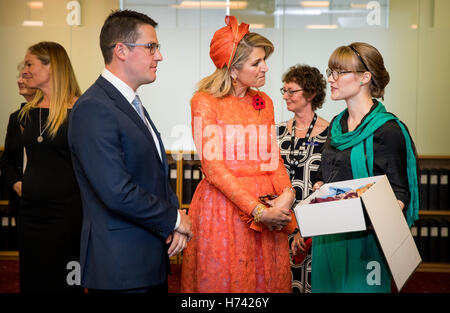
top-left (326, 68), bottom-right (364, 81)
top-left (112, 42), bottom-right (161, 55)
top-left (280, 87), bottom-right (303, 96)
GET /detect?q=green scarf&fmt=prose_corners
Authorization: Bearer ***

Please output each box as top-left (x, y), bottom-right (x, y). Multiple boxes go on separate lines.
top-left (330, 101), bottom-right (419, 227)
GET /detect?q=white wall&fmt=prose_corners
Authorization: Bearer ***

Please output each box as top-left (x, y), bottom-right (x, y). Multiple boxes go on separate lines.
top-left (0, 0), bottom-right (119, 143)
top-left (124, 0), bottom-right (450, 155)
top-left (1, 0), bottom-right (449, 156)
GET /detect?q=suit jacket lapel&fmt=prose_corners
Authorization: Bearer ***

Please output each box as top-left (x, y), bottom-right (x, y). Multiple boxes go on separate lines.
top-left (142, 107), bottom-right (168, 176)
top-left (95, 76), bottom-right (164, 168)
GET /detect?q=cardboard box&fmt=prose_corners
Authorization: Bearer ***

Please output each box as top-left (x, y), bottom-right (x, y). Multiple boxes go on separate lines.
top-left (293, 175), bottom-right (422, 291)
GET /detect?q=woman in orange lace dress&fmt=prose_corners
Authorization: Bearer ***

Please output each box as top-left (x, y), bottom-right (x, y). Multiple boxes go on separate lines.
top-left (180, 16), bottom-right (297, 293)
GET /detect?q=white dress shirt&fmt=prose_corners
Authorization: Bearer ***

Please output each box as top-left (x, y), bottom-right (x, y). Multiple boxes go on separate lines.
top-left (101, 69), bottom-right (162, 160)
top-left (101, 68), bottom-right (180, 230)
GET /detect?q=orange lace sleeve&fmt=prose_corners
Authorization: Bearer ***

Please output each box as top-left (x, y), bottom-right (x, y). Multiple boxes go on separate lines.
top-left (191, 92), bottom-right (260, 218)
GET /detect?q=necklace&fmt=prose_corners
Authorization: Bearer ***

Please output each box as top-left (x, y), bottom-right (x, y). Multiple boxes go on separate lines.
top-left (37, 107), bottom-right (49, 143)
top-left (295, 126), bottom-right (309, 131)
top-left (288, 113), bottom-right (317, 179)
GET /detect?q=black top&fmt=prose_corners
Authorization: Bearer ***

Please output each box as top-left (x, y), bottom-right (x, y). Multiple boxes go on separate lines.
top-left (316, 101), bottom-right (412, 207)
top-left (1, 104), bottom-right (25, 186)
top-left (20, 108), bottom-right (79, 202)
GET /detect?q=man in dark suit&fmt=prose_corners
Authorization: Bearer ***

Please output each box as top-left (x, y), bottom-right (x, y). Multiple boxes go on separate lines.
top-left (68, 10), bottom-right (192, 293)
top-left (1, 66), bottom-right (36, 250)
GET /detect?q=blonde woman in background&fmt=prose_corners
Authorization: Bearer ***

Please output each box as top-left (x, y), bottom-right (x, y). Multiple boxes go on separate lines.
top-left (18, 41), bottom-right (83, 293)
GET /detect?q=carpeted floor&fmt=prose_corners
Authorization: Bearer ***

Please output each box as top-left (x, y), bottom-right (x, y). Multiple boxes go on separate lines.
top-left (0, 260), bottom-right (183, 293)
top-left (1, 260), bottom-right (450, 293)
top-left (0, 261), bottom-right (19, 293)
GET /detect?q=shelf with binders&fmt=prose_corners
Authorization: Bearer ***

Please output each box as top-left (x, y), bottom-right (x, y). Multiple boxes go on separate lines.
top-left (0, 150), bottom-right (191, 264)
top-left (166, 150), bottom-right (203, 213)
top-left (166, 150), bottom-right (202, 265)
top-left (417, 155), bottom-right (450, 215)
top-left (414, 155), bottom-right (450, 272)
top-left (0, 200), bottom-right (19, 258)
top-left (0, 147), bottom-right (19, 257)
top-left (411, 216), bottom-right (450, 267)
top-left (3, 151), bottom-right (450, 270)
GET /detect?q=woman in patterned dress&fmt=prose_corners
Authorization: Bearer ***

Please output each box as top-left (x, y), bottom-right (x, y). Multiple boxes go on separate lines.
top-left (276, 64), bottom-right (328, 293)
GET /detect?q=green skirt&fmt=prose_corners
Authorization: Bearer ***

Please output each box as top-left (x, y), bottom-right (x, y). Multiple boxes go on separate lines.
top-left (312, 230), bottom-right (391, 293)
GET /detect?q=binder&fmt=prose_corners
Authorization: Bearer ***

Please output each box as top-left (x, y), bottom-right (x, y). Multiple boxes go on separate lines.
top-left (192, 163), bottom-right (201, 196)
top-left (0, 213), bottom-right (9, 250)
top-left (411, 224), bottom-right (419, 248)
top-left (168, 162), bottom-right (177, 194)
top-left (429, 219), bottom-right (440, 262)
top-left (438, 169), bottom-right (449, 211)
top-left (429, 169), bottom-right (439, 211)
top-left (418, 219), bottom-right (430, 262)
top-left (182, 163), bottom-right (193, 204)
top-left (9, 216), bottom-right (18, 251)
top-left (419, 168), bottom-right (429, 211)
top-left (439, 219), bottom-right (450, 263)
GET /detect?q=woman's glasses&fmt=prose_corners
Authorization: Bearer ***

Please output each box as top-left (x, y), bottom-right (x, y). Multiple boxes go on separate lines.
top-left (280, 87), bottom-right (303, 96)
top-left (326, 68), bottom-right (365, 81)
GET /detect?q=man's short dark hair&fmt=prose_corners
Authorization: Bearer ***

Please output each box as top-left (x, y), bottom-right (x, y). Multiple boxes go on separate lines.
top-left (100, 10), bottom-right (157, 64)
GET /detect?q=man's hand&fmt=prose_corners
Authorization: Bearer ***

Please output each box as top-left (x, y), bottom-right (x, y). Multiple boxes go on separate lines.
top-left (313, 181), bottom-right (324, 191)
top-left (175, 209), bottom-right (193, 241)
top-left (166, 231), bottom-right (188, 257)
top-left (13, 181), bottom-right (22, 197)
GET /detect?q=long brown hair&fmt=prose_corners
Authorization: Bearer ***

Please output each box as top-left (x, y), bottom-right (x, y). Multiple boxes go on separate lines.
top-left (19, 41), bottom-right (81, 138)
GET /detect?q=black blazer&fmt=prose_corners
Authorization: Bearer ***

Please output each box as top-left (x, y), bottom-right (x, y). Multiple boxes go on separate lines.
top-left (0, 103), bottom-right (25, 215)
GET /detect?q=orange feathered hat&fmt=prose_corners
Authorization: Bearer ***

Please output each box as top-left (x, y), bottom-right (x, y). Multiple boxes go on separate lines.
top-left (210, 16), bottom-right (250, 69)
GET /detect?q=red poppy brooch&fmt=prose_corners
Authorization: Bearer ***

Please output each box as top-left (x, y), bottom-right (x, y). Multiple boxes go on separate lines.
top-left (252, 94), bottom-right (266, 112)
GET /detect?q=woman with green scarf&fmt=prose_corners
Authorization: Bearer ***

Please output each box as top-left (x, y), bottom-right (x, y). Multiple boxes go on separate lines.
top-left (311, 42), bottom-right (419, 293)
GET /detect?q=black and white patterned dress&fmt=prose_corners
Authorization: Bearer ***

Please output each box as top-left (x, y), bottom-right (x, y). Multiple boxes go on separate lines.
top-left (276, 121), bottom-right (328, 293)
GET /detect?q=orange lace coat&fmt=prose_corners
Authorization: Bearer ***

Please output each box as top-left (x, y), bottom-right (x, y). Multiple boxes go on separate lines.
top-left (180, 90), bottom-right (296, 293)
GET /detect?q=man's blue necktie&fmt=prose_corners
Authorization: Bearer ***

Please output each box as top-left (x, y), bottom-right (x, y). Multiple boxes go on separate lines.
top-left (132, 95), bottom-right (147, 123)
top-left (131, 94), bottom-right (163, 161)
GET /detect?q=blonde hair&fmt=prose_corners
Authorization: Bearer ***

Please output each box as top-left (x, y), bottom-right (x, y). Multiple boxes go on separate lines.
top-left (328, 42), bottom-right (390, 99)
top-left (19, 41), bottom-right (81, 138)
top-left (198, 32), bottom-right (274, 98)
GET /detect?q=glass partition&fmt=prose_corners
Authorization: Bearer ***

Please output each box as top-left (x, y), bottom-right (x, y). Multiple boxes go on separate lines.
top-left (1, 0), bottom-right (449, 155)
